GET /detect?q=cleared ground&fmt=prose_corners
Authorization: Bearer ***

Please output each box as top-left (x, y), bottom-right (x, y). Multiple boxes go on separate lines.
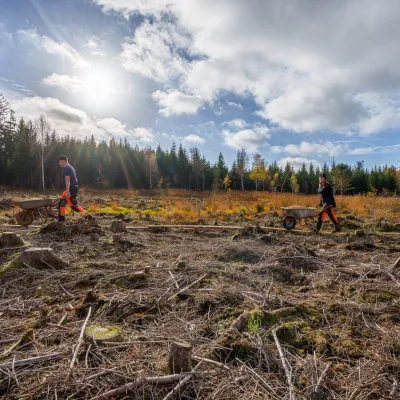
top-left (0, 191), bottom-right (399, 399)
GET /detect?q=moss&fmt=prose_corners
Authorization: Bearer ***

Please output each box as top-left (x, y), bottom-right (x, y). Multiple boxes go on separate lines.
top-left (34, 286), bottom-right (52, 303)
top-left (85, 325), bottom-right (122, 341)
top-left (264, 306), bottom-right (307, 327)
top-left (273, 321), bottom-right (310, 348)
top-left (214, 330), bottom-right (255, 361)
top-left (357, 291), bottom-right (394, 303)
top-left (336, 339), bottom-right (364, 357)
top-left (304, 329), bottom-right (330, 354)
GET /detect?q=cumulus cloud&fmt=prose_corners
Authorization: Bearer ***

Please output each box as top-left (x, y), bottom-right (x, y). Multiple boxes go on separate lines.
top-left (347, 144), bottom-right (400, 155)
top-left (271, 141), bottom-right (347, 158)
top-left (183, 134), bottom-right (206, 144)
top-left (42, 74), bottom-right (83, 93)
top-left (120, 20), bottom-right (191, 84)
top-left (18, 29), bottom-right (90, 68)
top-left (223, 119), bottom-right (248, 130)
top-left (222, 122), bottom-right (270, 152)
top-left (93, 0), bottom-right (400, 133)
top-left (277, 157), bottom-right (321, 171)
top-left (11, 96), bottom-right (154, 143)
top-left (152, 90), bottom-right (204, 116)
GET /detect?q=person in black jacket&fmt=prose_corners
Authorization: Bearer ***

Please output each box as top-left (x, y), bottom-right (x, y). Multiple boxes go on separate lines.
top-left (316, 173), bottom-right (341, 232)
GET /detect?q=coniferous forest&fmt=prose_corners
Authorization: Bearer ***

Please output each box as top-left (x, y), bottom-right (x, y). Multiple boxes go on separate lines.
top-left (0, 94), bottom-right (399, 194)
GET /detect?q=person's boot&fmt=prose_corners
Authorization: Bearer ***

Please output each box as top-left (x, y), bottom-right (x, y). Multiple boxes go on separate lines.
top-left (332, 223), bottom-right (341, 233)
top-left (58, 215), bottom-right (66, 223)
top-left (314, 220), bottom-right (322, 233)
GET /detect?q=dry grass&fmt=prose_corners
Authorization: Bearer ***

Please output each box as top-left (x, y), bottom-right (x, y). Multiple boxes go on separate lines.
top-left (89, 189), bottom-right (400, 220)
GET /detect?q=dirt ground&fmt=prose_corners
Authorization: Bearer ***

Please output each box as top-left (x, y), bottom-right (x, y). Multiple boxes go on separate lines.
top-left (0, 196), bottom-right (400, 399)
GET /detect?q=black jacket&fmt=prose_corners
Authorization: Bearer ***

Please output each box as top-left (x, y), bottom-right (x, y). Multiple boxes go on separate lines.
top-left (318, 183), bottom-right (336, 207)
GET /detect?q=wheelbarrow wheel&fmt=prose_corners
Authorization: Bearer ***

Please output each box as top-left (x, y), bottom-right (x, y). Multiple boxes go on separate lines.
top-left (282, 216), bottom-right (296, 230)
top-left (15, 210), bottom-right (34, 226)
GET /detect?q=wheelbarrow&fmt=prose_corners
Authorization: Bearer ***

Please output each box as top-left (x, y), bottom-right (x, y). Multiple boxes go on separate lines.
top-left (280, 206), bottom-right (317, 231)
top-left (13, 198), bottom-right (59, 226)
top-left (280, 204), bottom-right (336, 231)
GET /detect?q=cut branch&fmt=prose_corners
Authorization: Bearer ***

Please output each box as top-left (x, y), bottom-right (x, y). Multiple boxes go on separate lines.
top-left (168, 274), bottom-right (207, 301)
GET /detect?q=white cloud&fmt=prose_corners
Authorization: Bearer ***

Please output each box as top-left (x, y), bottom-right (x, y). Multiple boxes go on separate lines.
top-left (347, 144), bottom-right (400, 155)
top-left (277, 157), bottom-right (321, 171)
top-left (152, 90), bottom-right (204, 116)
top-left (223, 119), bottom-right (248, 130)
top-left (42, 73), bottom-right (83, 93)
top-left (85, 35), bottom-right (103, 49)
top-left (93, 0), bottom-right (400, 134)
top-left (222, 122), bottom-right (270, 152)
top-left (18, 29), bottom-right (90, 68)
top-left (120, 20), bottom-right (191, 84)
top-left (271, 141), bottom-right (347, 158)
top-left (183, 134), bottom-right (205, 144)
top-left (227, 101), bottom-right (243, 109)
top-left (10, 96), bottom-right (154, 143)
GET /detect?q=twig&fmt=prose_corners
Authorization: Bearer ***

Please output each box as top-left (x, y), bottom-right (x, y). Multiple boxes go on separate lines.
top-left (85, 343), bottom-right (92, 369)
top-left (168, 273), bottom-right (207, 301)
top-left (90, 373), bottom-right (198, 400)
top-left (391, 255), bottom-right (400, 271)
top-left (60, 283), bottom-right (74, 298)
top-left (272, 329), bottom-right (295, 400)
top-left (0, 246), bottom-right (28, 253)
top-left (67, 306), bottom-right (92, 379)
top-left (162, 360), bottom-right (204, 400)
top-left (87, 368), bottom-right (117, 380)
top-left (314, 362), bottom-right (331, 394)
top-left (168, 271), bottom-right (180, 289)
top-left (57, 313), bottom-right (68, 326)
top-left (0, 353), bottom-right (64, 368)
top-left (193, 356), bottom-right (230, 371)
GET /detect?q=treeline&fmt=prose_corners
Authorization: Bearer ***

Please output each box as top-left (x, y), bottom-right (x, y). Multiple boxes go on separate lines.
top-left (0, 97), bottom-right (399, 194)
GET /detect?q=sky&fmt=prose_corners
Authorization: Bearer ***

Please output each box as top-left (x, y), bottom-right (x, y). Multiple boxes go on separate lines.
top-left (1, 0), bottom-right (400, 169)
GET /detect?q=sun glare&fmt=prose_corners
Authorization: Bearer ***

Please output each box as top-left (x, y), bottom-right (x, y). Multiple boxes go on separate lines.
top-left (83, 73), bottom-right (112, 101)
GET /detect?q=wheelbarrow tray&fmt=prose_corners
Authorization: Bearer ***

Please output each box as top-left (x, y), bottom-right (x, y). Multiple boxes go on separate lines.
top-left (281, 207), bottom-right (316, 219)
top-left (14, 199), bottom-right (57, 210)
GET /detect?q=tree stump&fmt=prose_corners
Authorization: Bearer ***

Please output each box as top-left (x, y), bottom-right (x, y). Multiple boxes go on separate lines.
top-left (110, 221), bottom-right (127, 233)
top-left (0, 232), bottom-right (25, 247)
top-left (168, 340), bottom-right (192, 374)
top-left (85, 325), bottom-right (122, 344)
top-left (113, 234), bottom-right (123, 243)
top-left (20, 247), bottom-right (68, 269)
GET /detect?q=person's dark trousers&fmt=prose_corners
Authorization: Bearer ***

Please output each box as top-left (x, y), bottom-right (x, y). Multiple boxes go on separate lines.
top-left (57, 186), bottom-right (85, 222)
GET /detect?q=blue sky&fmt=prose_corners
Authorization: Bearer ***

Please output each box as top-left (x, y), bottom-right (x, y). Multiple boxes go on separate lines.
top-left (1, 0), bottom-right (400, 169)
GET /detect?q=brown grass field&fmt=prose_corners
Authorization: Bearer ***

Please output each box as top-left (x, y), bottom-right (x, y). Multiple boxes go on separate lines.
top-left (0, 190), bottom-right (399, 399)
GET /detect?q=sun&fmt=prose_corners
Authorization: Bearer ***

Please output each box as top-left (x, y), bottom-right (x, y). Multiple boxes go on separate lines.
top-left (83, 73), bottom-right (112, 101)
